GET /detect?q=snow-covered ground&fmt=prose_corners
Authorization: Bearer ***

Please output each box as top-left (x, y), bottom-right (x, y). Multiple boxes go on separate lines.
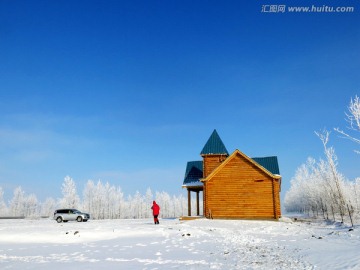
top-left (0, 217), bottom-right (359, 269)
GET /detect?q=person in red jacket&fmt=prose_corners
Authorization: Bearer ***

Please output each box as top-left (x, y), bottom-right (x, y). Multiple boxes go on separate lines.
top-left (151, 201), bottom-right (160, 224)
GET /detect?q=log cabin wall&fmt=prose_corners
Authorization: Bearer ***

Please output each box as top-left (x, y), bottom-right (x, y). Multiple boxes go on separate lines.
top-left (202, 154), bottom-right (227, 178)
top-left (204, 152), bottom-right (281, 219)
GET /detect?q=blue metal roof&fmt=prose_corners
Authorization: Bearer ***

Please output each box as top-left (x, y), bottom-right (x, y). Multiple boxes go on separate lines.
top-left (183, 161), bottom-right (203, 185)
top-left (200, 129), bottom-right (229, 156)
top-left (252, 156), bottom-right (280, 175)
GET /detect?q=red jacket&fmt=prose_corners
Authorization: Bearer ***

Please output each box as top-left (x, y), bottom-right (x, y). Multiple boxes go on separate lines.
top-left (152, 201), bottom-right (160, 215)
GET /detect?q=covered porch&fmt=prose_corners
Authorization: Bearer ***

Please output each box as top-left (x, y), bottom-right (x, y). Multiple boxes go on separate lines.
top-left (185, 186), bottom-right (203, 216)
top-left (182, 160), bottom-right (204, 218)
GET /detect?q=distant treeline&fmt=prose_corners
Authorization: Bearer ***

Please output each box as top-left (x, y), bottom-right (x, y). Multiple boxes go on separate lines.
top-left (0, 176), bottom-right (202, 219)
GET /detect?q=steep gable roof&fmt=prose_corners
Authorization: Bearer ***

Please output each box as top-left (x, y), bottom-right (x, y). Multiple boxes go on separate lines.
top-left (252, 156), bottom-right (280, 175)
top-left (182, 161), bottom-right (203, 187)
top-left (201, 149), bottom-right (281, 182)
top-left (200, 129), bottom-right (229, 156)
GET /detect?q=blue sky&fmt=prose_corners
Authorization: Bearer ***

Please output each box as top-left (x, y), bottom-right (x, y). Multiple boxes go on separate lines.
top-left (0, 0), bottom-right (359, 204)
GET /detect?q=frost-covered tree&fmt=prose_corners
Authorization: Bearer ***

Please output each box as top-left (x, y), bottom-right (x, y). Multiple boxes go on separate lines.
top-left (23, 194), bottom-right (39, 218)
top-left (284, 159), bottom-right (316, 214)
top-left (0, 187), bottom-right (8, 216)
top-left (82, 180), bottom-right (126, 219)
top-left (172, 193), bottom-right (187, 217)
top-left (113, 186), bottom-right (125, 219)
top-left (285, 158), bottom-right (337, 217)
top-left (353, 178), bottom-right (360, 212)
top-left (284, 130), bottom-right (359, 223)
top-left (144, 188), bottom-right (153, 218)
top-left (126, 194), bottom-right (134, 218)
top-left (104, 182), bottom-right (112, 218)
top-left (41, 197), bottom-right (57, 217)
top-left (59, 176), bottom-right (80, 208)
top-left (132, 191), bottom-right (144, 219)
top-left (335, 95), bottom-right (360, 153)
top-left (315, 130), bottom-right (347, 220)
top-left (83, 180), bottom-right (95, 214)
top-left (9, 186), bottom-right (25, 217)
top-left (92, 180), bottom-right (106, 219)
top-left (155, 191), bottom-right (169, 217)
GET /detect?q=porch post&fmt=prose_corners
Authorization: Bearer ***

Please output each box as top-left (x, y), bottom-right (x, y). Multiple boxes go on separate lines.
top-left (196, 191), bottom-right (200, 216)
top-left (187, 189), bottom-right (191, 216)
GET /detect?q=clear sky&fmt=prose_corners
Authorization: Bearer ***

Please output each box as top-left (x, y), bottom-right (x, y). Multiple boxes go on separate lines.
top-left (0, 0), bottom-right (359, 204)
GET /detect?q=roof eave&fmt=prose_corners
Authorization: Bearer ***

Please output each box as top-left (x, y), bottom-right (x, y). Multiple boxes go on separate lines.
top-left (200, 153), bottom-right (228, 157)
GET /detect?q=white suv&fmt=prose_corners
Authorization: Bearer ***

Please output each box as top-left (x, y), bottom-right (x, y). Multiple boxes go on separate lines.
top-left (53, 209), bottom-right (90, 223)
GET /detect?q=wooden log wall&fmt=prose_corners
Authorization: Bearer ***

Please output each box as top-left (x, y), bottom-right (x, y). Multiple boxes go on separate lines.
top-left (204, 153), bottom-right (281, 219)
top-left (203, 154), bottom-right (227, 178)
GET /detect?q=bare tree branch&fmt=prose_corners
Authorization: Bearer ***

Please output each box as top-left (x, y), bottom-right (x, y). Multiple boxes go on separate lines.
top-left (334, 95), bottom-right (360, 154)
top-left (348, 95), bottom-right (360, 130)
top-left (334, 128), bottom-right (360, 144)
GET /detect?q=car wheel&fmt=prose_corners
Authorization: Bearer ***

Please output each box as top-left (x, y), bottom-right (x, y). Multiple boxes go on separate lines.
top-left (56, 217), bottom-right (63, 223)
top-left (76, 216), bottom-right (83, 222)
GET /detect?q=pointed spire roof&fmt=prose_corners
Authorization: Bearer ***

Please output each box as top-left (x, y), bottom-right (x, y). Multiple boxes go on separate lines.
top-left (200, 129), bottom-right (229, 156)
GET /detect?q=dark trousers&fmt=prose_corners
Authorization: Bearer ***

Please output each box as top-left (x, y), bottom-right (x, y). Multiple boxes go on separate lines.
top-left (153, 215), bottom-right (159, 224)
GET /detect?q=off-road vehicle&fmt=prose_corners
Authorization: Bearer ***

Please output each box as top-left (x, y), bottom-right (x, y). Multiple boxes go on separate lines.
top-left (53, 209), bottom-right (90, 223)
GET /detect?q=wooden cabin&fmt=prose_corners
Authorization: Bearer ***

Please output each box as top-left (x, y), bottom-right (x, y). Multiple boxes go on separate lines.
top-left (182, 129), bottom-right (281, 220)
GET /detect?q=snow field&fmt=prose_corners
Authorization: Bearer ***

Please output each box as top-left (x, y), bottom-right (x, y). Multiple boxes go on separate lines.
top-left (0, 217), bottom-right (359, 269)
